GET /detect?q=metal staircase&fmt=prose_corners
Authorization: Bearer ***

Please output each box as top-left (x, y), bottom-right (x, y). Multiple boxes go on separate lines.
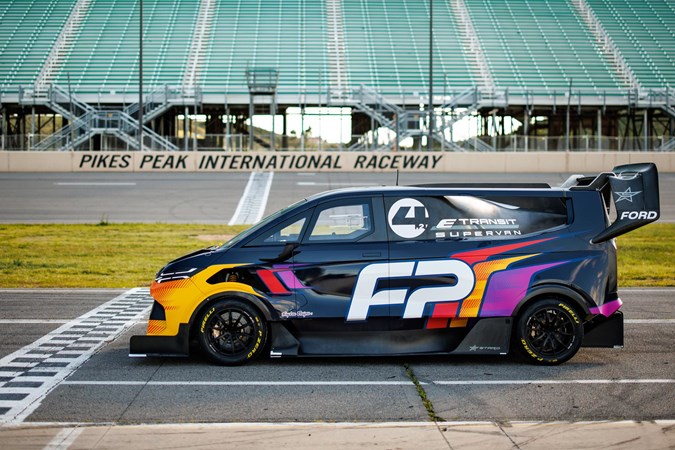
top-left (347, 85), bottom-right (408, 151)
top-left (123, 85), bottom-right (201, 125)
top-left (348, 85), bottom-right (509, 151)
top-left (33, 85), bottom-right (178, 151)
top-left (659, 88), bottom-right (675, 120)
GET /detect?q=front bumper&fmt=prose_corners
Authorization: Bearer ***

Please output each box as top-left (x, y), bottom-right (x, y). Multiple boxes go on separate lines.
top-left (129, 323), bottom-right (191, 357)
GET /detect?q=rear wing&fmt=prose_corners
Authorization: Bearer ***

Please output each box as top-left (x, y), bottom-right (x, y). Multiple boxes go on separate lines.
top-left (566, 163), bottom-right (660, 243)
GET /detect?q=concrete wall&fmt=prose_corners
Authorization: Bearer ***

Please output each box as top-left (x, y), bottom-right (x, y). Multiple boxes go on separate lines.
top-left (0, 151), bottom-right (673, 172)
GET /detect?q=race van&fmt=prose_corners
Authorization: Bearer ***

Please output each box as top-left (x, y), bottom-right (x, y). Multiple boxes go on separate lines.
top-left (130, 163), bottom-right (660, 365)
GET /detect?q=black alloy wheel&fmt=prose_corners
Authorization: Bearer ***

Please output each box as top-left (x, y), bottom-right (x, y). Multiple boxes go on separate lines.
top-left (196, 299), bottom-right (267, 366)
top-left (514, 298), bottom-right (583, 365)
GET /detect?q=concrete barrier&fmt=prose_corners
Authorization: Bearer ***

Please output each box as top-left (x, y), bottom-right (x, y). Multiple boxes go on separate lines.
top-left (0, 151), bottom-right (673, 172)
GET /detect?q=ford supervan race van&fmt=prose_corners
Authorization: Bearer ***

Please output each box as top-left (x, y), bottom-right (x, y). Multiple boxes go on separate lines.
top-left (130, 163), bottom-right (660, 365)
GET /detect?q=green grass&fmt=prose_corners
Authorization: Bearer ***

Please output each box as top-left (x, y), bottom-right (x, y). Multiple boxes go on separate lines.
top-left (0, 223), bottom-right (672, 288)
top-left (616, 223), bottom-right (675, 287)
top-left (0, 224), bottom-right (247, 288)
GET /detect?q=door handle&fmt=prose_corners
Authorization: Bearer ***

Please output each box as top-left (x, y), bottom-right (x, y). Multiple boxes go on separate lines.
top-left (362, 251), bottom-right (381, 257)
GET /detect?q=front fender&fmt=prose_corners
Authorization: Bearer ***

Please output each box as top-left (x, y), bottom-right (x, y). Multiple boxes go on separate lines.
top-left (190, 290), bottom-right (276, 324)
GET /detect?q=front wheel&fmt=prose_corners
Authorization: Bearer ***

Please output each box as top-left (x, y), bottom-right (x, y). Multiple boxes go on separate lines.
top-left (514, 298), bottom-right (583, 365)
top-left (196, 299), bottom-right (268, 366)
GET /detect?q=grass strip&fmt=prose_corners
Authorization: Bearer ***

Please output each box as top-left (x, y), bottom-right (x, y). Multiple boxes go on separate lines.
top-left (0, 223), bottom-right (672, 288)
top-left (0, 223), bottom-right (247, 288)
top-left (615, 223), bottom-right (675, 287)
top-left (404, 363), bottom-right (444, 422)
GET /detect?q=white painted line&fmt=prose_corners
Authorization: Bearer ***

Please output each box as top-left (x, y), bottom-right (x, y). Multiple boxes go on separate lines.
top-left (62, 380), bottom-right (416, 386)
top-left (0, 289), bottom-right (126, 294)
top-left (228, 171), bottom-right (274, 225)
top-left (44, 427), bottom-right (84, 450)
top-left (0, 320), bottom-right (71, 324)
top-left (54, 182), bottom-right (137, 186)
top-left (0, 288), bottom-right (152, 425)
top-left (57, 378), bottom-right (675, 387)
top-left (0, 319), bottom-right (147, 325)
top-left (432, 379), bottom-right (675, 386)
top-left (619, 288), bottom-right (675, 292)
top-left (625, 319), bottom-right (675, 324)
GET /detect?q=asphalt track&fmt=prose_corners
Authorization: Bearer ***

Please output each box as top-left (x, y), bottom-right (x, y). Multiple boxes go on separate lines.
top-left (0, 171), bottom-right (674, 224)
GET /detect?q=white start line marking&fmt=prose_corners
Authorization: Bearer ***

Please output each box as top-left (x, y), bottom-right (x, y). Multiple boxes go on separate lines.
top-left (0, 288), bottom-right (152, 425)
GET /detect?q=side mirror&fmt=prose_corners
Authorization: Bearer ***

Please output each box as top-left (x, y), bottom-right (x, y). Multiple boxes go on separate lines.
top-left (260, 242), bottom-right (299, 263)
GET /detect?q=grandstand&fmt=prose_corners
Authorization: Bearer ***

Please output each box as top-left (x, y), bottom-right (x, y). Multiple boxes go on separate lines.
top-left (0, 0), bottom-right (673, 152)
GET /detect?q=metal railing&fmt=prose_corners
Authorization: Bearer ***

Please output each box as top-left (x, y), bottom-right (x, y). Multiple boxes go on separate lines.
top-left (9, 133), bottom-right (674, 152)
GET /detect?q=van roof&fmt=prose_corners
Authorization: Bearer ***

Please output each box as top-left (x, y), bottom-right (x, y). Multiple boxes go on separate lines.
top-left (304, 183), bottom-right (567, 203)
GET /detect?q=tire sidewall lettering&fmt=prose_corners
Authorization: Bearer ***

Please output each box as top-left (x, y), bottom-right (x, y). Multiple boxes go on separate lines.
top-left (200, 307), bottom-right (216, 334)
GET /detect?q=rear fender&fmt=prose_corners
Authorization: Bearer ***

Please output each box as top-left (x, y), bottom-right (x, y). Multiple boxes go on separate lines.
top-left (512, 284), bottom-right (592, 320)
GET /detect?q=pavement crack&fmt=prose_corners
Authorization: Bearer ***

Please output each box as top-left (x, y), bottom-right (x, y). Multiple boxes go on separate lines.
top-left (496, 421), bottom-right (521, 450)
top-left (403, 363), bottom-right (444, 423)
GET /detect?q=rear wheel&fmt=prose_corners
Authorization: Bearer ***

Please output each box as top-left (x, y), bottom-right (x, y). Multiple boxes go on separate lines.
top-left (196, 299), bottom-right (267, 366)
top-left (514, 298), bottom-right (583, 365)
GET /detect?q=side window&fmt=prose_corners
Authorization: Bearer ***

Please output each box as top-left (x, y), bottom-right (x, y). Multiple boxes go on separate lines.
top-left (307, 202), bottom-right (372, 242)
top-left (247, 214), bottom-right (307, 246)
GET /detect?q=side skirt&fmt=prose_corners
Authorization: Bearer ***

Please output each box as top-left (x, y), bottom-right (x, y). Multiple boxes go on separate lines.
top-left (269, 318), bottom-right (512, 357)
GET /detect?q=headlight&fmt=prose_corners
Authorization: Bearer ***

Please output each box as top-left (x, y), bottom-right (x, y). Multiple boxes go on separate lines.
top-left (155, 267), bottom-right (199, 283)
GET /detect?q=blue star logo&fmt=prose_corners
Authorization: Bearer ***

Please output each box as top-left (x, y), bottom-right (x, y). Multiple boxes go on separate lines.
top-left (615, 187), bottom-right (641, 203)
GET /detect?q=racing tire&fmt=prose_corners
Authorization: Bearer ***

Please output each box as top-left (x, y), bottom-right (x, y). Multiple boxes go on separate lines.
top-left (514, 298), bottom-right (583, 365)
top-left (196, 299), bottom-right (268, 366)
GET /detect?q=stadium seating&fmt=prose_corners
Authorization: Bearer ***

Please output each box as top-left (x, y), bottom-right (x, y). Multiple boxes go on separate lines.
top-left (341, 0), bottom-right (475, 96)
top-left (464, 0), bottom-right (621, 93)
top-left (54, 0), bottom-right (199, 92)
top-left (0, 0), bottom-right (76, 87)
top-left (1, 0), bottom-right (673, 98)
top-left (202, 0), bottom-right (329, 95)
top-left (586, 0), bottom-right (675, 88)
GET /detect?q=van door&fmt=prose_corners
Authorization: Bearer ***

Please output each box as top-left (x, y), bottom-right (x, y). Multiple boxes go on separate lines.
top-left (239, 210), bottom-right (313, 317)
top-left (287, 196), bottom-right (390, 348)
top-left (383, 195), bottom-right (475, 337)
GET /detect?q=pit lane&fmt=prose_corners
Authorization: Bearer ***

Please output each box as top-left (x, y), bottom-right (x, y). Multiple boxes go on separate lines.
top-left (0, 288), bottom-right (672, 425)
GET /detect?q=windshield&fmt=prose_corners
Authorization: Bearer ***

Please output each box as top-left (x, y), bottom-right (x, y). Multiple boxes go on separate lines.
top-left (220, 199), bottom-right (307, 249)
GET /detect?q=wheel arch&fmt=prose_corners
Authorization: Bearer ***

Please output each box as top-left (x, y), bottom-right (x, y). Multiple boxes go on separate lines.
top-left (512, 284), bottom-right (592, 321)
top-left (188, 291), bottom-right (274, 341)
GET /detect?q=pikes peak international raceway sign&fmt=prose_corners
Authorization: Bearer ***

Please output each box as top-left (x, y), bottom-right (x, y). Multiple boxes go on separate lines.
top-left (2, 151), bottom-right (672, 173)
top-left (75, 152), bottom-right (445, 172)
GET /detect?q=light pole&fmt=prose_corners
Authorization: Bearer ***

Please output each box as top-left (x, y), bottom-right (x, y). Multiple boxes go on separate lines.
top-left (428, 0), bottom-right (434, 151)
top-left (138, 0), bottom-right (143, 150)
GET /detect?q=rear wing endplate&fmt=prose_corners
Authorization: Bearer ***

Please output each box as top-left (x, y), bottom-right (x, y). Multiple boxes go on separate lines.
top-left (570, 163), bottom-right (660, 243)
